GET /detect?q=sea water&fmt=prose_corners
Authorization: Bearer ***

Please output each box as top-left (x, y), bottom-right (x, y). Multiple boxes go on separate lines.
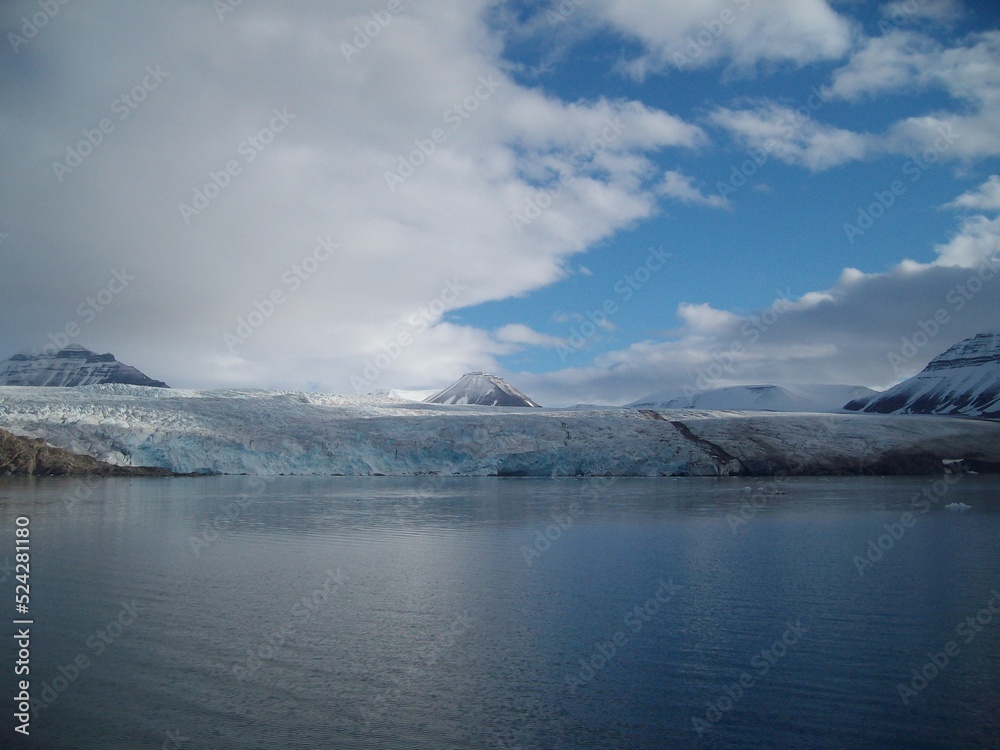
top-left (1, 475), bottom-right (998, 749)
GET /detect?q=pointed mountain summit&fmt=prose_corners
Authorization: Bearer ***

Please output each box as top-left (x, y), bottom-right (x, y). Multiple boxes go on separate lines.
top-left (423, 372), bottom-right (541, 407)
top-left (845, 329), bottom-right (1000, 418)
top-left (0, 344), bottom-right (169, 388)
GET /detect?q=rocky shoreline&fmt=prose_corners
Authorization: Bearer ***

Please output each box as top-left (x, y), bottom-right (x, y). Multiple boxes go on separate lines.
top-left (0, 428), bottom-right (174, 477)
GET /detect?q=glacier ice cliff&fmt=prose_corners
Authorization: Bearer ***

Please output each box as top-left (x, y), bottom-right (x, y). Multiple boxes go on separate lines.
top-left (1, 385), bottom-right (997, 476)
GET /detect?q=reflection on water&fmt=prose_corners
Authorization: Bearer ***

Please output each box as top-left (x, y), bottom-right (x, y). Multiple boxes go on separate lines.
top-left (1, 476), bottom-right (999, 749)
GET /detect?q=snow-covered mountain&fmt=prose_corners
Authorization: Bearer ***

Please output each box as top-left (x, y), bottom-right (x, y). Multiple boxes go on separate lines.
top-left (845, 330), bottom-right (1000, 418)
top-left (629, 384), bottom-right (876, 413)
top-left (1, 385), bottom-right (997, 476)
top-left (424, 372), bottom-right (541, 407)
top-left (0, 345), bottom-right (168, 388)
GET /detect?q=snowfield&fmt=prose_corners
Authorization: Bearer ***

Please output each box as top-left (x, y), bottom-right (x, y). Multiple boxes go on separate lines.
top-left (847, 329), bottom-right (1000, 418)
top-left (0, 385), bottom-right (998, 476)
top-left (0, 344), bottom-right (168, 388)
top-left (628, 383), bottom-right (877, 413)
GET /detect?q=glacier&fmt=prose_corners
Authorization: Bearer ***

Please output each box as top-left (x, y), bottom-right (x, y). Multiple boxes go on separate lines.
top-left (1, 385), bottom-right (997, 476)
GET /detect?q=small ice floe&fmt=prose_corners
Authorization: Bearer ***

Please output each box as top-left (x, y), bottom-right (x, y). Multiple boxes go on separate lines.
top-left (945, 502), bottom-right (972, 511)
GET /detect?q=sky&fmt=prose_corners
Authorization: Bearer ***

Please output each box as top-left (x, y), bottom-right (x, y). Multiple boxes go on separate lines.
top-left (1, 0), bottom-right (999, 406)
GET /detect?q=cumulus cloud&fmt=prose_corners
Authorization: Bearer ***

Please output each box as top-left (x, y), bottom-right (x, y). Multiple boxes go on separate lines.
top-left (494, 323), bottom-right (567, 349)
top-left (828, 30), bottom-right (1000, 159)
top-left (658, 170), bottom-right (731, 209)
top-left (519, 177), bottom-right (1000, 405)
top-left (933, 175), bottom-right (1000, 267)
top-left (945, 174), bottom-right (1000, 212)
top-left (581, 0), bottom-right (854, 78)
top-left (709, 102), bottom-right (873, 171)
top-left (0, 0), bottom-right (704, 393)
top-left (676, 302), bottom-right (742, 334)
top-left (522, 259), bottom-right (1000, 405)
top-left (705, 28), bottom-right (1000, 174)
top-left (3, 1), bottom-right (996, 410)
top-left (880, 0), bottom-right (964, 25)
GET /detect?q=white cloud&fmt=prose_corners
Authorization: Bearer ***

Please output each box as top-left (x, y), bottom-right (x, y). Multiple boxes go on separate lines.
top-left (658, 170), bottom-right (730, 209)
top-left (522, 254), bottom-right (1000, 405)
top-left (518, 180), bottom-right (1000, 405)
top-left (676, 302), bottom-right (742, 334)
top-left (0, 0), bottom-right (705, 393)
top-left (709, 102), bottom-right (873, 171)
top-left (582, 0), bottom-right (854, 78)
top-left (932, 214), bottom-right (1000, 267)
top-left (705, 30), bottom-right (1000, 174)
top-left (932, 175), bottom-right (1000, 267)
top-left (945, 174), bottom-right (1000, 212)
top-left (828, 30), bottom-right (1000, 159)
top-left (827, 29), bottom-right (1000, 102)
top-left (825, 30), bottom-right (938, 100)
top-left (3, 1), bottom-right (996, 409)
top-left (880, 0), bottom-right (963, 24)
top-left (495, 324), bottom-right (567, 349)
